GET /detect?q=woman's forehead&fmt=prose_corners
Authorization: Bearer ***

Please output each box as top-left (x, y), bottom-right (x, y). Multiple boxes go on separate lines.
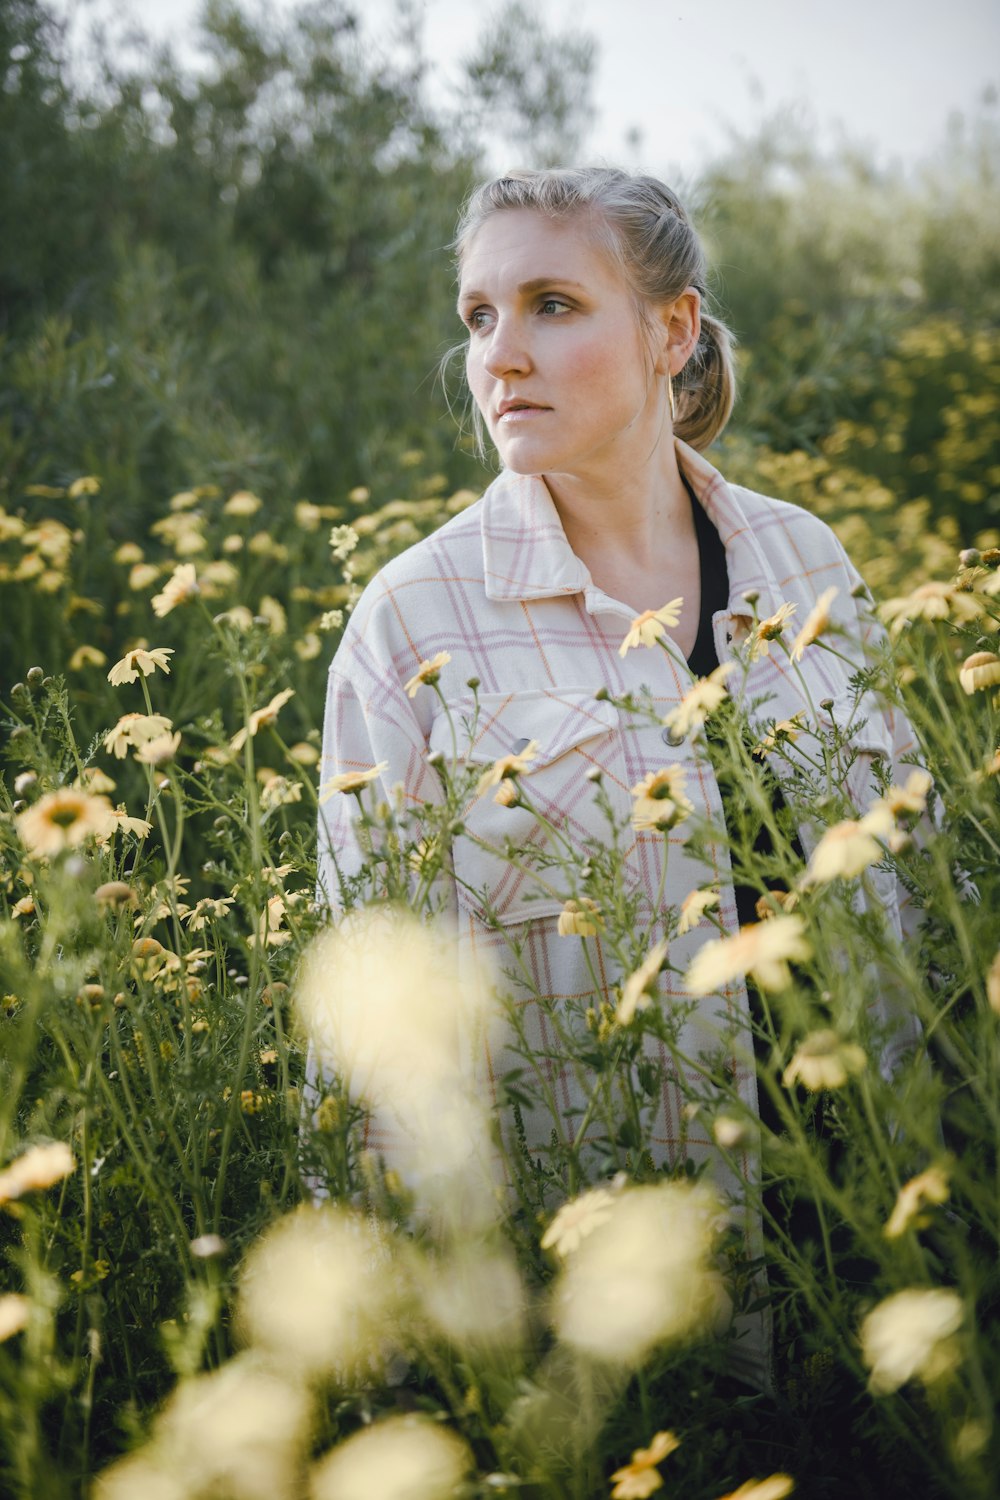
top-left (458, 209), bottom-right (620, 296)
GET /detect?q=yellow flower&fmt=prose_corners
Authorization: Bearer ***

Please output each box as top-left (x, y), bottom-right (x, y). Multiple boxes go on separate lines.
top-left (258, 595), bottom-right (287, 635)
top-left (885, 1164), bottom-right (951, 1239)
top-left (223, 489), bottom-right (262, 517)
top-left (295, 500), bottom-right (322, 531)
top-left (754, 889), bottom-right (799, 921)
top-left (610, 1430), bottom-right (682, 1499)
top-left (557, 897), bottom-right (603, 937)
top-left (184, 897), bottom-right (236, 931)
top-left (619, 598), bottom-right (683, 657)
top-left (715, 1477), bottom-right (795, 1500)
top-left (747, 601), bottom-right (797, 660)
top-left (541, 1187), bottom-right (617, 1256)
top-left (320, 762), bottom-right (388, 799)
top-left (319, 608), bottom-right (344, 632)
top-left (860, 1287), bottom-right (963, 1395)
top-left (329, 524), bottom-right (360, 561)
top-left (662, 662), bottom-right (734, 739)
top-left (101, 806), bottom-right (153, 841)
top-left (677, 887), bottom-right (719, 936)
top-left (800, 818), bottom-right (884, 886)
top-left (113, 542), bottom-right (144, 565)
top-left (782, 1030), bottom-right (866, 1091)
top-left (67, 474), bottom-right (101, 498)
top-left (128, 562), bottom-right (160, 591)
top-left (229, 688), bottom-right (295, 752)
top-left (259, 775), bottom-right (303, 811)
top-left (107, 646), bottom-right (174, 685)
top-left (754, 713), bottom-right (806, 756)
top-left (0, 1141), bottom-right (75, 1204)
top-left (214, 605), bottom-right (255, 631)
top-left (712, 1115), bottom-right (749, 1149)
top-left (790, 587), bottom-right (838, 661)
top-left (68, 644), bottom-right (107, 671)
top-left (475, 739), bottom-right (539, 796)
top-left (987, 949), bottom-right (1000, 1016)
top-left (685, 915), bottom-right (811, 996)
top-left (135, 730), bottom-right (181, 767)
top-left (617, 939), bottom-right (669, 1024)
top-left (631, 765), bottom-right (693, 832)
top-left (959, 650), bottom-right (1000, 694)
top-left (877, 768), bottom-right (933, 818)
top-left (151, 562), bottom-right (199, 616)
top-left (294, 631), bottom-right (322, 662)
top-left (0, 1294), bottom-right (31, 1343)
top-left (103, 713), bottom-right (173, 759)
top-left (16, 789), bottom-right (114, 858)
top-left (404, 651), bottom-right (451, 698)
top-left (879, 581), bottom-right (982, 635)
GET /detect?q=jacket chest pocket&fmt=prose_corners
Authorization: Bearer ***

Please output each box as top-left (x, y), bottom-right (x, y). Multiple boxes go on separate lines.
top-left (428, 689), bottom-right (633, 926)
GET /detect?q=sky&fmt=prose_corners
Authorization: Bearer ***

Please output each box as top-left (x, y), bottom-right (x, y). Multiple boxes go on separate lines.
top-left (50, 0), bottom-right (1000, 178)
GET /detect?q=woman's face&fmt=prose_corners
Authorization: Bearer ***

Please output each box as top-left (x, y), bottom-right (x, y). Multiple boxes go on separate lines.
top-left (458, 209), bottom-right (671, 480)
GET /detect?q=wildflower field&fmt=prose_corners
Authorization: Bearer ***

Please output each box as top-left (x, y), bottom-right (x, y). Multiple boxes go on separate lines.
top-left (2, 3), bottom-right (1000, 1498)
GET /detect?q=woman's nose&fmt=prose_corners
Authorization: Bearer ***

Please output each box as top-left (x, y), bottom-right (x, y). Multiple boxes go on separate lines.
top-left (482, 319), bottom-right (531, 379)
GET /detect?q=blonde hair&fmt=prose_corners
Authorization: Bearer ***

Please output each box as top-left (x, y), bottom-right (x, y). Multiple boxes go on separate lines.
top-left (452, 166), bottom-right (736, 453)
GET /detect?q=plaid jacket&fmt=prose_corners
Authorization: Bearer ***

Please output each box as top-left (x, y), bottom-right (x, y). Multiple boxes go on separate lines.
top-left (317, 439), bottom-right (920, 1378)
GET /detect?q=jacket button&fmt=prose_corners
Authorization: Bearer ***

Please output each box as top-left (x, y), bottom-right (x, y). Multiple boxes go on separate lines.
top-left (661, 726), bottom-right (685, 746)
top-left (511, 736), bottom-right (531, 753)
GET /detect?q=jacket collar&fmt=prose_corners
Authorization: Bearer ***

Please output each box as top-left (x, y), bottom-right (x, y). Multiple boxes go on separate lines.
top-left (480, 440), bottom-right (788, 625)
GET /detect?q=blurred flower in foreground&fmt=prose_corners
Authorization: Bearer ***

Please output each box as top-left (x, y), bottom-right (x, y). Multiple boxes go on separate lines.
top-left (417, 1246), bottom-right (525, 1348)
top-left (619, 598), bottom-right (683, 657)
top-left (879, 581), bottom-right (982, 635)
top-left (884, 1164), bottom-right (951, 1239)
top-left (0, 1141), bottom-right (75, 1204)
top-left (610, 1429), bottom-right (680, 1499)
top-left (677, 886), bottom-right (720, 936)
top-left (238, 1206), bottom-right (397, 1381)
top-left (0, 1294), bottom-right (31, 1343)
top-left (616, 939), bottom-right (669, 1024)
top-left (230, 687), bottom-right (295, 752)
top-left (987, 949), bottom-right (1000, 1016)
top-left (94, 1356), bottom-right (309, 1500)
top-left (16, 789), bottom-right (114, 858)
top-left (107, 646), bottom-right (174, 685)
top-left (151, 562), bottom-right (198, 617)
top-left (311, 1414), bottom-right (471, 1500)
top-left (684, 916), bottom-right (811, 996)
top-left (320, 761), bottom-right (387, 798)
top-left (782, 1031), bottom-right (865, 1091)
top-left (541, 1186), bottom-right (617, 1256)
top-left (297, 910), bottom-right (499, 1223)
top-left (799, 817), bottom-right (884, 885)
top-left (551, 1181), bottom-right (727, 1364)
top-left (958, 650), bottom-right (1000, 694)
top-left (789, 587), bottom-right (838, 661)
top-left (404, 651), bottom-right (451, 697)
top-left (716, 1477), bottom-right (794, 1500)
top-left (860, 1287), bottom-right (963, 1395)
top-left (663, 662), bottom-right (734, 739)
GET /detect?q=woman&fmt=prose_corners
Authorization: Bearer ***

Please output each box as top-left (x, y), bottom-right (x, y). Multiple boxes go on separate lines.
top-left (316, 168), bottom-right (920, 1381)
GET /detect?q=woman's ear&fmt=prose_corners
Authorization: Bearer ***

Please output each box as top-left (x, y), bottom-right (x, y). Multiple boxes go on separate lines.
top-left (651, 288), bottom-right (701, 376)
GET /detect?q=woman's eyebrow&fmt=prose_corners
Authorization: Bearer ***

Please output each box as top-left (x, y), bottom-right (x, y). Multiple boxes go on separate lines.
top-left (457, 276), bottom-right (587, 307)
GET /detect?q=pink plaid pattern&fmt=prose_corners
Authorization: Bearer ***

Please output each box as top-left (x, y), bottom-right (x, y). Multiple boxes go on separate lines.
top-left (317, 440), bottom-right (919, 1330)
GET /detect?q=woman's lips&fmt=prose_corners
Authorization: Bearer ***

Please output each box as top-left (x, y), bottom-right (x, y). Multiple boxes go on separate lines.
top-left (497, 404), bottom-right (550, 422)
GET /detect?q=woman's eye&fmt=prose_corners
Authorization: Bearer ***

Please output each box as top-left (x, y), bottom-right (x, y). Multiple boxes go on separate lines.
top-left (465, 309), bottom-right (492, 332)
top-left (539, 298), bottom-right (570, 316)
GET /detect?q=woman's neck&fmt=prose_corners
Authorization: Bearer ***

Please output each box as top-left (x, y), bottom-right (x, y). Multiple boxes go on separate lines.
top-left (541, 437), bottom-right (699, 615)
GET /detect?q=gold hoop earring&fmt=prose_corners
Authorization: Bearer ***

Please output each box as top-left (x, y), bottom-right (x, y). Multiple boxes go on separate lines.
top-left (667, 375), bottom-right (676, 423)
